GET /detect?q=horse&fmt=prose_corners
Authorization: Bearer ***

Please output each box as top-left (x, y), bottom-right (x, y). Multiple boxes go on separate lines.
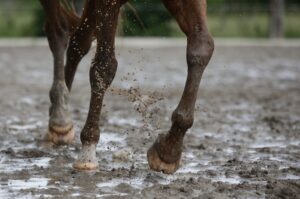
top-left (39, 0), bottom-right (214, 174)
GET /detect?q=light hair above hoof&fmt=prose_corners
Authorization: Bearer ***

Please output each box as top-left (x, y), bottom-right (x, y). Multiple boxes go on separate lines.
top-left (73, 144), bottom-right (98, 171)
top-left (46, 124), bottom-right (75, 145)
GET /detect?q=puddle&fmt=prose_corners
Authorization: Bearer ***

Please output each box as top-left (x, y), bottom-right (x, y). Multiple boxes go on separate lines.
top-left (211, 175), bottom-right (241, 185)
top-left (8, 124), bottom-right (41, 131)
top-left (278, 174), bottom-right (300, 180)
top-left (0, 157), bottom-right (51, 173)
top-left (7, 177), bottom-right (49, 190)
top-left (98, 132), bottom-right (127, 151)
top-left (108, 116), bottom-right (140, 127)
top-left (220, 102), bottom-right (261, 112)
top-left (19, 96), bottom-right (37, 105)
top-left (249, 141), bottom-right (290, 149)
top-left (5, 116), bottom-right (44, 132)
top-left (177, 162), bottom-right (199, 174)
top-left (226, 113), bottom-right (255, 123)
top-left (97, 177), bottom-right (150, 190)
top-left (0, 177), bottom-right (50, 199)
top-left (232, 123), bottom-right (251, 132)
top-left (96, 193), bottom-right (128, 197)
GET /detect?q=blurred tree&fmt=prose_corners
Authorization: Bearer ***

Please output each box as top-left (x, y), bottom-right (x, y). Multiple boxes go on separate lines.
top-left (1, 0), bottom-right (300, 38)
top-left (270, 0), bottom-right (284, 38)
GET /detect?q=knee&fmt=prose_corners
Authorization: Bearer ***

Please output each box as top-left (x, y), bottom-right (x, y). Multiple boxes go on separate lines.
top-left (187, 32), bottom-right (214, 70)
top-left (90, 55), bottom-right (118, 90)
top-left (93, 54), bottom-right (118, 76)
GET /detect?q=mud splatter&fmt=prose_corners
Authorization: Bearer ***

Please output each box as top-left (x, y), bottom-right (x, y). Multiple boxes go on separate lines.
top-left (0, 41), bottom-right (299, 198)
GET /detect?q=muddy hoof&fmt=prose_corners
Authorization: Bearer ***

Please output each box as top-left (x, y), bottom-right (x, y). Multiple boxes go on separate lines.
top-left (73, 144), bottom-right (98, 170)
top-left (147, 144), bottom-right (181, 174)
top-left (73, 162), bottom-right (98, 170)
top-left (46, 123), bottom-right (75, 145)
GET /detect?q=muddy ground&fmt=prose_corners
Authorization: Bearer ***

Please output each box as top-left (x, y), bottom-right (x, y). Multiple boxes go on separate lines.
top-left (0, 39), bottom-right (299, 198)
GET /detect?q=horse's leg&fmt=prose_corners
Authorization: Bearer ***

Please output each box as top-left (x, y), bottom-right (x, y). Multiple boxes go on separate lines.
top-left (65, 0), bottom-right (96, 91)
top-left (73, 0), bottom-right (125, 170)
top-left (40, 0), bottom-right (74, 144)
top-left (147, 0), bottom-right (214, 174)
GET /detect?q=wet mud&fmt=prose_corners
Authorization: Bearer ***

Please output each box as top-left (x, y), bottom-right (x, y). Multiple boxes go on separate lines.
top-left (0, 39), bottom-right (299, 198)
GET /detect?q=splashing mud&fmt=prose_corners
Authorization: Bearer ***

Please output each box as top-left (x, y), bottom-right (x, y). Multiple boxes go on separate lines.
top-left (0, 39), bottom-right (299, 198)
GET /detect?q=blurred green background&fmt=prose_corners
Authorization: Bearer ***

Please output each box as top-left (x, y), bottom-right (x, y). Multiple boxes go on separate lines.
top-left (0, 0), bottom-right (299, 38)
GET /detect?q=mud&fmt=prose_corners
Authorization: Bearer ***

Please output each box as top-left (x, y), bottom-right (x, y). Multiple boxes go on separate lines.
top-left (0, 39), bottom-right (299, 198)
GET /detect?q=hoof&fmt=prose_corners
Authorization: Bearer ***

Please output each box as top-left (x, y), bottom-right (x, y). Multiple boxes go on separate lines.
top-left (46, 123), bottom-right (75, 145)
top-left (73, 144), bottom-right (98, 170)
top-left (73, 162), bottom-right (98, 170)
top-left (147, 144), bottom-right (181, 174)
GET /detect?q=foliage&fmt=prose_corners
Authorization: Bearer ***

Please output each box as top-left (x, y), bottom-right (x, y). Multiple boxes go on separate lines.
top-left (0, 0), bottom-right (44, 37)
top-left (0, 0), bottom-right (300, 38)
top-left (120, 0), bottom-right (174, 36)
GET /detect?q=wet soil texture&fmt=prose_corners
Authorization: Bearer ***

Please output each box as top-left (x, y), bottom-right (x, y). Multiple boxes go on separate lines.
top-left (0, 39), bottom-right (299, 198)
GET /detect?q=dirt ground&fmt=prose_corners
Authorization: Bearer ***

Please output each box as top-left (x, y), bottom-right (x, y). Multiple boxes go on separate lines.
top-left (0, 39), bottom-right (299, 199)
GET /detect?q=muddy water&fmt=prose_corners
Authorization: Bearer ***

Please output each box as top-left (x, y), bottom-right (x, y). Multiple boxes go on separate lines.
top-left (0, 40), bottom-right (299, 198)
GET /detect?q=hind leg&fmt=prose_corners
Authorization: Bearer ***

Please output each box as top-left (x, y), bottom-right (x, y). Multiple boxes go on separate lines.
top-left (40, 0), bottom-right (74, 144)
top-left (147, 0), bottom-right (214, 174)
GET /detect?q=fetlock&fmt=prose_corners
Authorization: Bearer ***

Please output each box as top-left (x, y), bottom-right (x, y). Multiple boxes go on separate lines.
top-left (49, 81), bottom-right (72, 131)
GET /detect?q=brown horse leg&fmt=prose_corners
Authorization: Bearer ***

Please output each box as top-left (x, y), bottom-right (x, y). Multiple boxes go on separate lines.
top-left (147, 0), bottom-right (214, 174)
top-left (65, 0), bottom-right (96, 91)
top-left (40, 0), bottom-right (75, 144)
top-left (73, 0), bottom-right (125, 170)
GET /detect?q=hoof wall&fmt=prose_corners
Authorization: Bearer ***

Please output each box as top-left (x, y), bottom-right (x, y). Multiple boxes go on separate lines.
top-left (46, 124), bottom-right (75, 145)
top-left (73, 144), bottom-right (98, 171)
top-left (147, 144), bottom-right (181, 174)
top-left (73, 162), bottom-right (98, 170)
